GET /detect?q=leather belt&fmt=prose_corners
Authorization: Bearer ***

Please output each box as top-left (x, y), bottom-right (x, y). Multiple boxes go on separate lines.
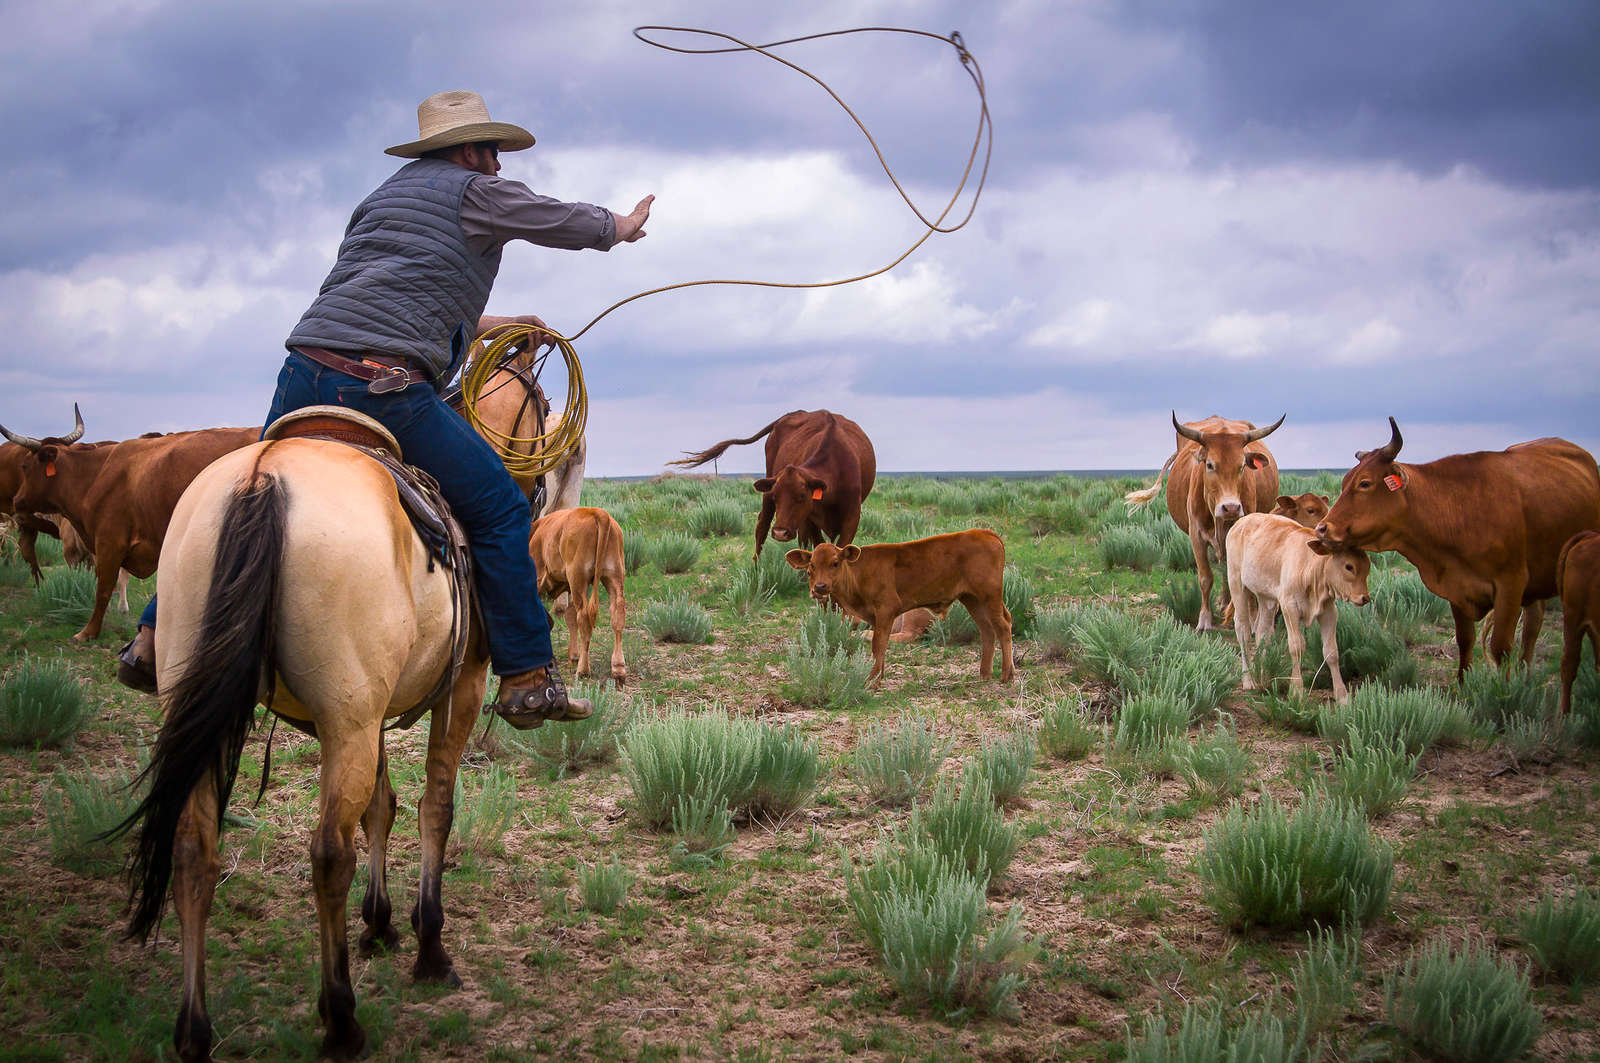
top-left (292, 346), bottom-right (430, 394)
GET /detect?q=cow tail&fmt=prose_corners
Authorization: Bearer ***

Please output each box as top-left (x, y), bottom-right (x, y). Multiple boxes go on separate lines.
top-left (667, 416), bottom-right (784, 469)
top-left (1125, 452), bottom-right (1177, 510)
top-left (108, 473), bottom-right (286, 944)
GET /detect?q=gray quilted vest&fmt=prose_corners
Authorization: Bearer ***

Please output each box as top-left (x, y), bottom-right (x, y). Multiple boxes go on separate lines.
top-left (286, 158), bottom-right (500, 387)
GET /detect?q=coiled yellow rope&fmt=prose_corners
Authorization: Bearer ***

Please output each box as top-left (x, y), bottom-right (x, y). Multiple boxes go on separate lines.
top-left (460, 322), bottom-right (587, 478)
top-left (457, 25), bottom-right (990, 474)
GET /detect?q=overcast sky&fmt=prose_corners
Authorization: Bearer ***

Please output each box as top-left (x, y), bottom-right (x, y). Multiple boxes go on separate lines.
top-left (3, 0), bottom-right (1596, 476)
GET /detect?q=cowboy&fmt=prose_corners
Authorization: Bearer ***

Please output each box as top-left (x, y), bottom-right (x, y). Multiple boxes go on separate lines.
top-left (119, 90), bottom-right (653, 728)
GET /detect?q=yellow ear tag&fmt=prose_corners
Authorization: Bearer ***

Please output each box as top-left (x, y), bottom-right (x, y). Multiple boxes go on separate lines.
top-left (811, 488), bottom-right (823, 500)
top-left (45, 461), bottom-right (56, 477)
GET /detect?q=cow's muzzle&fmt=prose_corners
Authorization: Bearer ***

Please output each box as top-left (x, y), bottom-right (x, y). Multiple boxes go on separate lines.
top-left (771, 528), bottom-right (795, 542)
top-left (1214, 501), bottom-right (1243, 520)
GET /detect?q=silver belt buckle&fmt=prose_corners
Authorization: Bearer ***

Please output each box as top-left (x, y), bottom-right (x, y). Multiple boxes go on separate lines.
top-left (367, 367), bottom-right (411, 394)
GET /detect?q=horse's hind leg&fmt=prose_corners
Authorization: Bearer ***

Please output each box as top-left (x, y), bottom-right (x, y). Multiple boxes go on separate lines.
top-left (311, 725), bottom-right (382, 1060)
top-left (359, 738), bottom-right (400, 955)
top-left (412, 662), bottom-right (489, 986)
top-left (172, 785), bottom-right (221, 1063)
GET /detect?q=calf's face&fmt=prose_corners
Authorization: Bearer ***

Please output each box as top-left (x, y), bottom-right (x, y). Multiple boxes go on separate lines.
top-left (755, 465), bottom-right (825, 542)
top-left (1272, 492), bottom-right (1330, 528)
top-left (1307, 539), bottom-right (1371, 605)
top-left (785, 543), bottom-right (861, 602)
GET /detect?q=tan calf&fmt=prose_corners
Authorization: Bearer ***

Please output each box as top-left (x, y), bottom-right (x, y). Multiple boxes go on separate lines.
top-left (1271, 492), bottom-right (1331, 528)
top-left (529, 507), bottom-right (627, 684)
top-left (1227, 513), bottom-right (1372, 702)
top-left (1558, 531), bottom-right (1600, 718)
top-left (786, 529), bottom-right (1013, 686)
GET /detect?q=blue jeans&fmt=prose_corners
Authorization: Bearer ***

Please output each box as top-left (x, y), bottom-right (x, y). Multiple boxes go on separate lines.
top-left (263, 352), bottom-right (554, 675)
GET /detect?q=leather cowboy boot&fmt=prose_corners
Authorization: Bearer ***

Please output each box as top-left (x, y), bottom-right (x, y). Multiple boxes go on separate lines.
top-left (493, 661), bottom-right (593, 729)
top-left (116, 624), bottom-right (158, 695)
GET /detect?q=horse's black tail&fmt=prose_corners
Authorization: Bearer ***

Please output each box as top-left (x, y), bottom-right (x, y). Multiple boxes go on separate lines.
top-left (109, 473), bottom-right (287, 943)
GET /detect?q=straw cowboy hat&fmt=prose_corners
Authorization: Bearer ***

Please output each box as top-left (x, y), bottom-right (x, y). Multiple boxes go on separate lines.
top-left (385, 90), bottom-right (535, 158)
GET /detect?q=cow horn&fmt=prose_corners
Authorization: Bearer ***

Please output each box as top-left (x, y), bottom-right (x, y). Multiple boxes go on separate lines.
top-left (1375, 416), bottom-right (1403, 462)
top-left (1243, 413), bottom-right (1285, 443)
top-left (62, 403), bottom-right (85, 445)
top-left (0, 421), bottom-right (42, 450)
top-left (1172, 411), bottom-right (1203, 444)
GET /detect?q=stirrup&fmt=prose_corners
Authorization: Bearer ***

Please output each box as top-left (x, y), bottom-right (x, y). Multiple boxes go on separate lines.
top-left (493, 664), bottom-right (592, 730)
top-left (116, 636), bottom-right (158, 695)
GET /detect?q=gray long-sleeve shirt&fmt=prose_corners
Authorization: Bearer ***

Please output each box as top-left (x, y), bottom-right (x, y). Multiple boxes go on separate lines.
top-left (460, 175), bottom-right (616, 255)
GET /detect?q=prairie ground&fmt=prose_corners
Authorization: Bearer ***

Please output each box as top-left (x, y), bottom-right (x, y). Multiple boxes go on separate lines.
top-left (2, 470), bottom-right (1597, 1062)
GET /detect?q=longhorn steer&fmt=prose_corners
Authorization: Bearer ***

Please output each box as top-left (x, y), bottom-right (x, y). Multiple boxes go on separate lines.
top-left (1557, 531), bottom-right (1600, 719)
top-left (528, 506), bottom-right (627, 684)
top-left (672, 409), bottom-right (876, 560)
top-left (3, 408), bottom-right (258, 640)
top-left (1227, 513), bottom-right (1372, 702)
top-left (785, 530), bottom-right (1014, 686)
top-left (1126, 412), bottom-right (1284, 629)
top-left (1316, 418), bottom-right (1600, 677)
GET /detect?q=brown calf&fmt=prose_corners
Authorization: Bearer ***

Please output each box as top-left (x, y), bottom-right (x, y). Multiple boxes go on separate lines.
top-left (1271, 492), bottom-right (1331, 528)
top-left (1558, 530), bottom-right (1600, 718)
top-left (786, 530), bottom-right (1013, 686)
top-left (529, 506), bottom-right (627, 684)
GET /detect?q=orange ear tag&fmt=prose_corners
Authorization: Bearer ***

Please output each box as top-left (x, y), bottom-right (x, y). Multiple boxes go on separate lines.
top-left (44, 462), bottom-right (56, 477)
top-left (811, 488), bottom-right (823, 500)
top-left (1383, 474), bottom-right (1403, 492)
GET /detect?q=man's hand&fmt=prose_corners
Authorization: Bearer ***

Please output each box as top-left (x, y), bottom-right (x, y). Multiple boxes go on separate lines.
top-left (477, 313), bottom-right (556, 351)
top-left (612, 194), bottom-right (654, 244)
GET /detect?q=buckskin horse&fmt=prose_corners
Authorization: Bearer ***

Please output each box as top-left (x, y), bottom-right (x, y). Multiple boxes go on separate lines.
top-left (113, 338), bottom-right (565, 1061)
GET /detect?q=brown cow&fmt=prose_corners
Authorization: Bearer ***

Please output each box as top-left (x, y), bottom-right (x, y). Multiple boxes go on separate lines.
top-left (785, 530), bottom-right (1014, 686)
top-left (2, 408), bottom-right (258, 640)
top-left (671, 409), bottom-right (876, 560)
top-left (528, 506), bottom-right (627, 684)
top-left (1316, 418), bottom-right (1600, 677)
top-left (59, 519), bottom-right (131, 614)
top-left (1227, 513), bottom-right (1372, 703)
top-left (1557, 530), bottom-right (1600, 718)
top-left (1271, 492), bottom-right (1331, 528)
top-left (1, 442), bottom-right (64, 583)
top-left (1125, 412), bottom-right (1284, 629)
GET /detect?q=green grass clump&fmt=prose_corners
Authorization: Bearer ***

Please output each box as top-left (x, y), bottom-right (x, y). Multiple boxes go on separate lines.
top-left (1099, 525), bottom-right (1163, 571)
top-left (33, 534), bottom-right (65, 567)
top-left (1385, 936), bottom-right (1541, 1063)
top-left (757, 544), bottom-right (810, 599)
top-left (1158, 579), bottom-right (1202, 627)
top-left (910, 768), bottom-right (1021, 885)
top-left (686, 499), bottom-right (745, 538)
top-left (1037, 694), bottom-right (1102, 760)
top-left (669, 793), bottom-right (736, 861)
top-left (1031, 605), bottom-right (1086, 661)
top-left (640, 592), bottom-right (714, 644)
top-left (783, 614), bottom-right (872, 710)
top-left (1136, 637), bottom-right (1239, 718)
top-left (1293, 925), bottom-right (1361, 1036)
top-left (451, 764), bottom-right (519, 858)
top-left (500, 681), bottom-right (634, 778)
top-left (648, 532), bottom-right (702, 573)
top-left (1024, 499), bottom-right (1088, 536)
top-left (577, 857), bottom-right (633, 915)
top-left (969, 730), bottom-right (1035, 806)
top-left (622, 532), bottom-right (648, 574)
top-left (1069, 603), bottom-right (1167, 685)
top-left (33, 567), bottom-right (96, 624)
top-left (1158, 524), bottom-right (1197, 571)
top-left (0, 656), bottom-right (89, 749)
top-left (0, 558), bottom-right (31, 588)
top-left (745, 724), bottom-right (821, 822)
top-left (1326, 602), bottom-right (1417, 688)
top-left (1003, 567), bottom-right (1035, 639)
top-left (1113, 693), bottom-right (1189, 754)
top-left (621, 707), bottom-right (758, 829)
top-left (843, 833), bottom-right (1032, 1019)
top-left (1197, 790), bottom-right (1393, 931)
top-left (1125, 1000), bottom-right (1308, 1063)
top-left (1326, 732), bottom-right (1418, 819)
top-left (722, 561), bottom-right (777, 616)
top-left (1167, 723), bottom-right (1252, 803)
top-left (1372, 568), bottom-right (1450, 639)
top-left (45, 766), bottom-right (138, 875)
top-left (1458, 662), bottom-right (1553, 735)
top-left (851, 714), bottom-right (951, 808)
top-left (1518, 887), bottom-right (1600, 988)
top-left (1317, 684), bottom-right (1467, 756)
top-left (929, 602), bottom-right (978, 645)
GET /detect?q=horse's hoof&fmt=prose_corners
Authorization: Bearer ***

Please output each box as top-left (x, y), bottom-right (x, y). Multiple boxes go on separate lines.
top-left (320, 1025), bottom-right (370, 1061)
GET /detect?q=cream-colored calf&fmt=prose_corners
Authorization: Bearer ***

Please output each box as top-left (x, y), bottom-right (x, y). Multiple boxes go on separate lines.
top-left (1226, 513), bottom-right (1371, 702)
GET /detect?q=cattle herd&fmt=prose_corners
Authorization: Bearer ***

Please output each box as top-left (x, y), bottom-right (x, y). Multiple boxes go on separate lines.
top-left (3, 404), bottom-right (1600, 708)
